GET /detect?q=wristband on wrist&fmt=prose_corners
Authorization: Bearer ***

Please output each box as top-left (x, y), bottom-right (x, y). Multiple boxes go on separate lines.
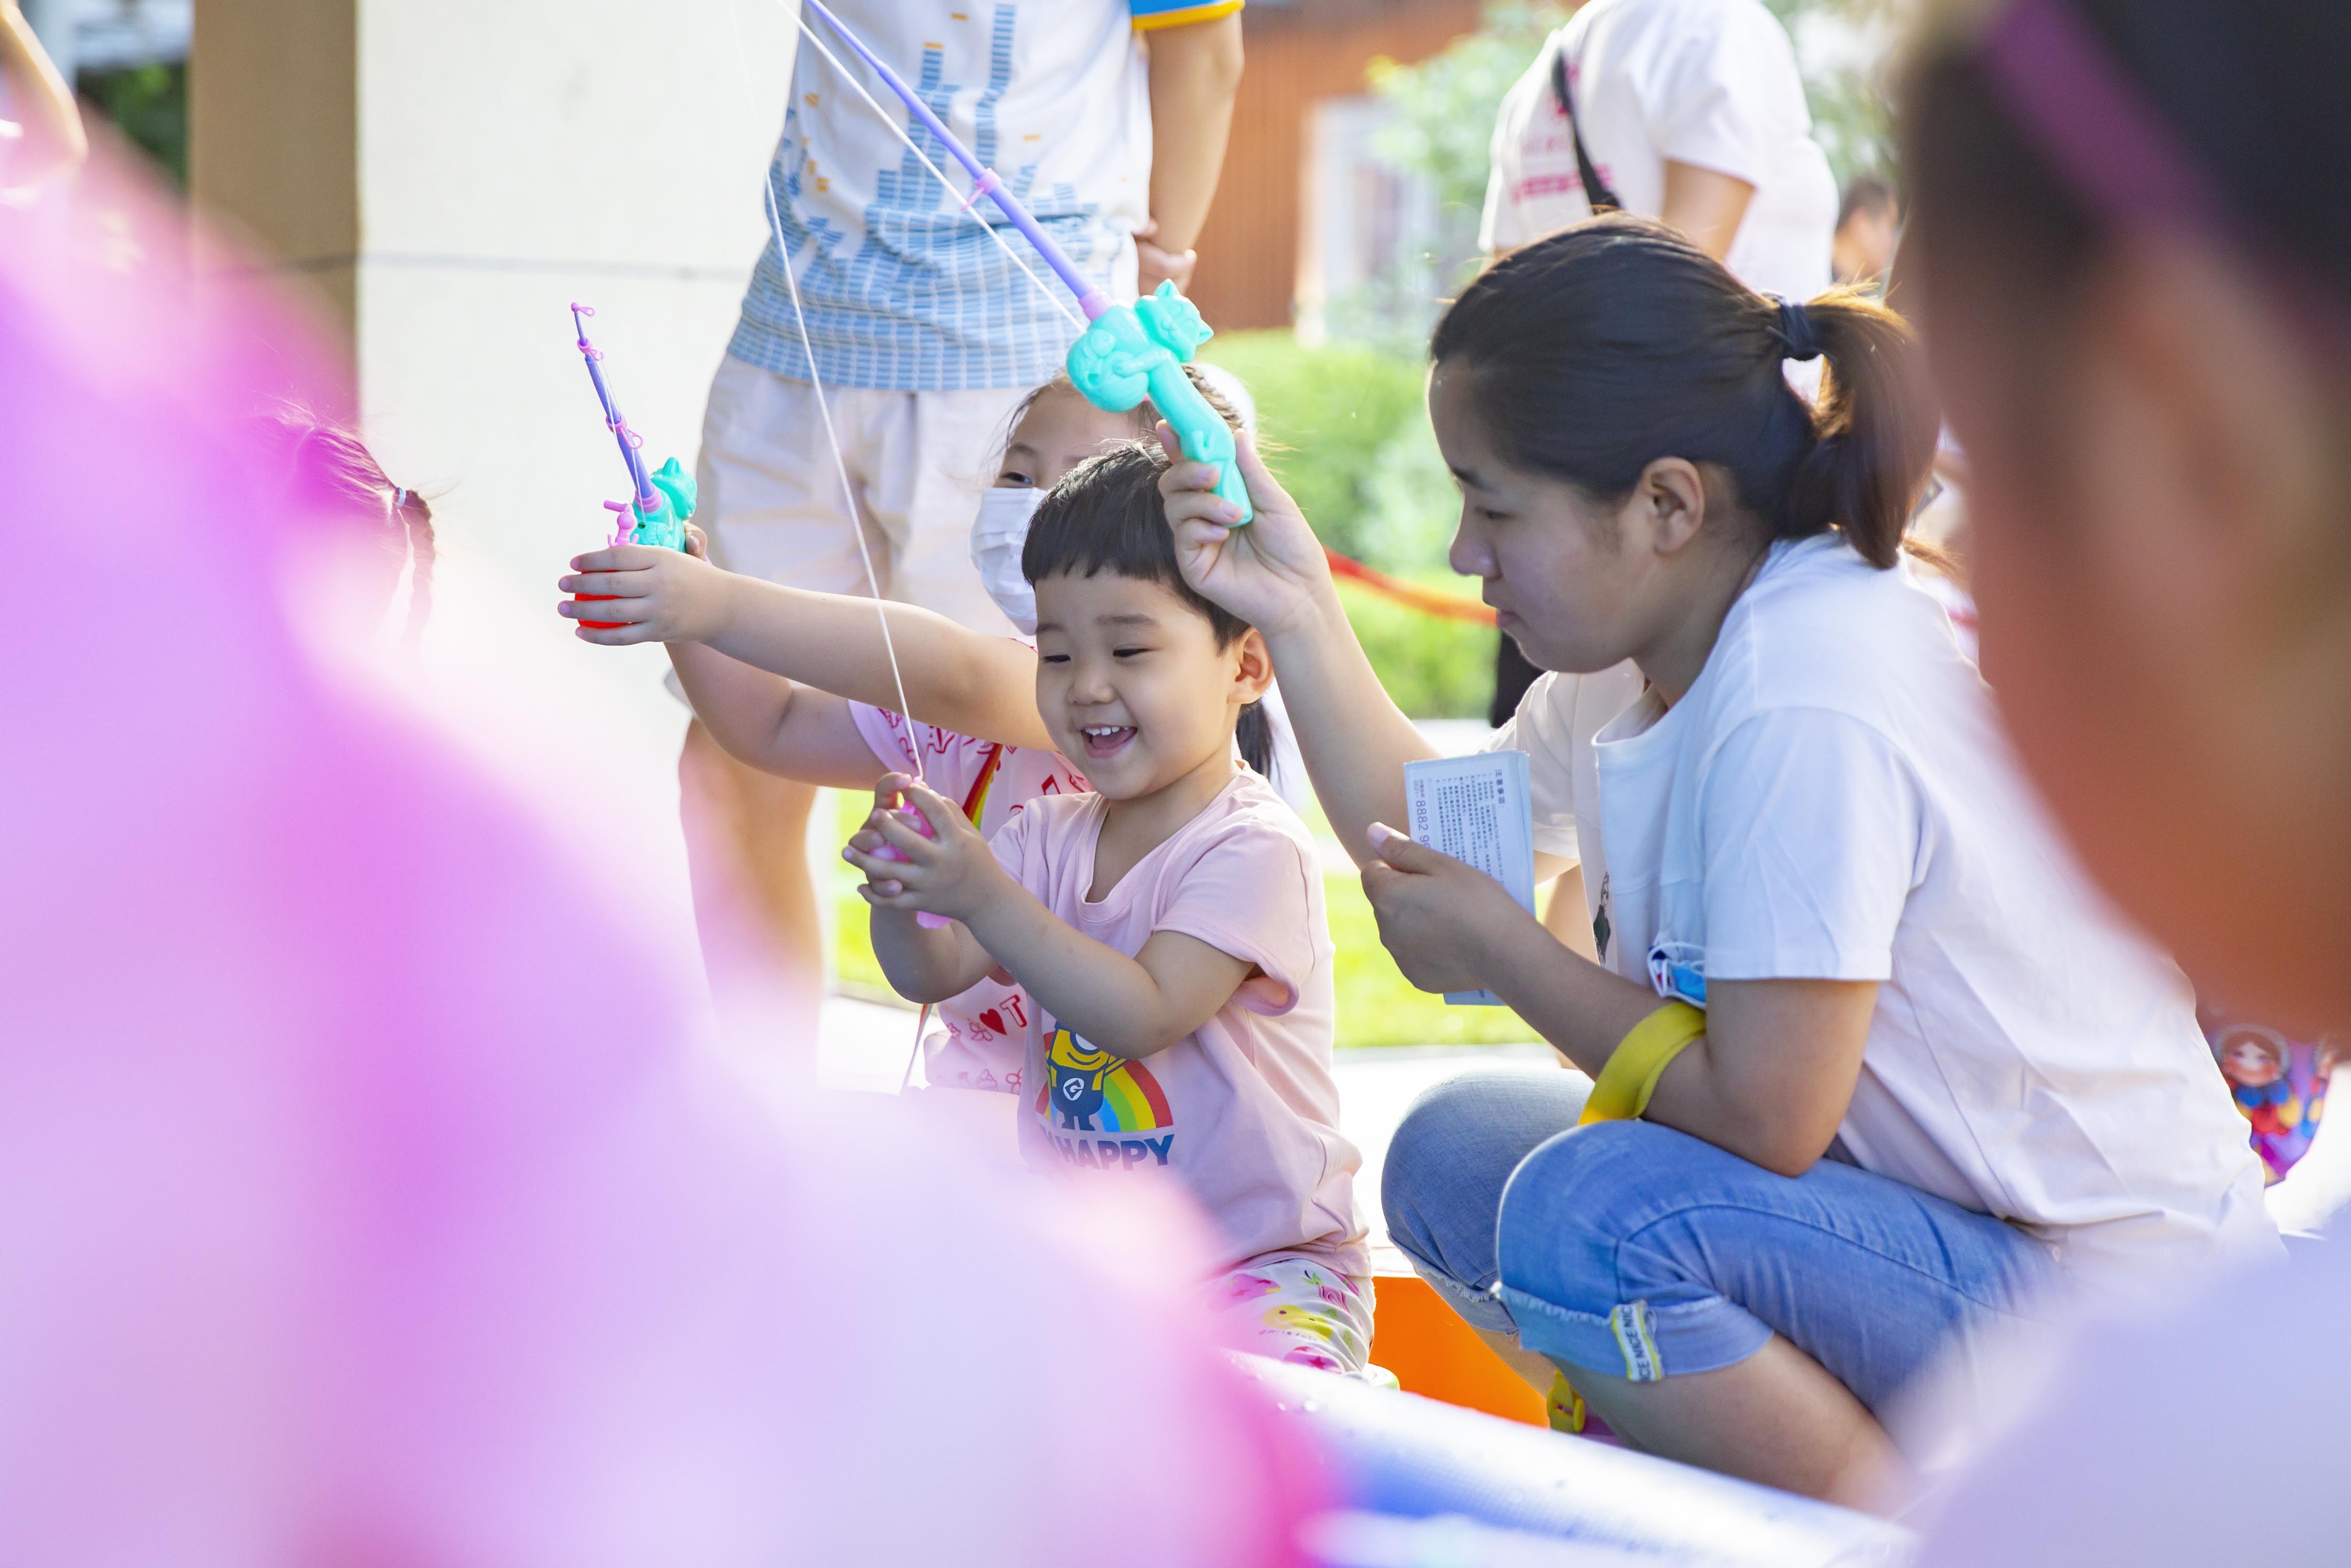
top-left (1577, 1001), bottom-right (1705, 1126)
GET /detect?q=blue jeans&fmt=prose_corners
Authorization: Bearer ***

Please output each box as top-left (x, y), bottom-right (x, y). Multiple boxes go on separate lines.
top-left (1381, 1071), bottom-right (2060, 1418)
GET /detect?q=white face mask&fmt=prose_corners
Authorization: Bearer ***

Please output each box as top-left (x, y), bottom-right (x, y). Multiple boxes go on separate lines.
top-left (970, 485), bottom-right (1046, 635)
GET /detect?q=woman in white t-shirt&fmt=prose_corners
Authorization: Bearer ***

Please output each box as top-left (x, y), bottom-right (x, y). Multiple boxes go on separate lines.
top-left (1481, 0), bottom-right (1839, 728)
top-left (1156, 213), bottom-right (2274, 1507)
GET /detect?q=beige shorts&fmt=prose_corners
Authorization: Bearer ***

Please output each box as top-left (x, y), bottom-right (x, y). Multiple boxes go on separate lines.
top-left (695, 355), bottom-right (1030, 634)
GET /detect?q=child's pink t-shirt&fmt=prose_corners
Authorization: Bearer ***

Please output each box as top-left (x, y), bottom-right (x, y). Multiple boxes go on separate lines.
top-left (988, 769), bottom-right (1369, 1277)
top-left (851, 703), bottom-right (1087, 1094)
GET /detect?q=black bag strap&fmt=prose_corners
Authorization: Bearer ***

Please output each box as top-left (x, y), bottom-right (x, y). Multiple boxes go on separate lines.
top-left (1549, 41), bottom-right (1622, 214)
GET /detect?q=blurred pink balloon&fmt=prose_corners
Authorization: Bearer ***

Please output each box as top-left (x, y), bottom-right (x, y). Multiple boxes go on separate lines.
top-left (0, 148), bottom-right (1313, 1567)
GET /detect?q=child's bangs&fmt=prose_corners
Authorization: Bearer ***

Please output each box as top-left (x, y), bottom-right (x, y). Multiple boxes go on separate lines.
top-left (1020, 442), bottom-right (1247, 645)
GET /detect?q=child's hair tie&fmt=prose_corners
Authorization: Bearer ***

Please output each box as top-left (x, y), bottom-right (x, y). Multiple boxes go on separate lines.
top-left (1769, 298), bottom-right (1823, 362)
top-left (391, 486), bottom-right (411, 510)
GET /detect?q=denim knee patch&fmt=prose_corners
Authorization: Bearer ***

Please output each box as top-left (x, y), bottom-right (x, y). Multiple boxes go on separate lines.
top-left (1497, 1124), bottom-right (1773, 1380)
top-left (1492, 1119), bottom-right (2063, 1411)
top-left (1378, 1069), bottom-right (1590, 1339)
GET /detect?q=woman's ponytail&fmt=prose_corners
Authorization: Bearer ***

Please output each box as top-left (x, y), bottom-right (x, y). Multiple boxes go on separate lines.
top-left (1778, 291), bottom-right (1940, 569)
top-left (1431, 214), bottom-right (1940, 571)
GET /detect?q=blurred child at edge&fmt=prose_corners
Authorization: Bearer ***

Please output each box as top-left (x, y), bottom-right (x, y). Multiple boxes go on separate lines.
top-left (254, 408), bottom-right (436, 639)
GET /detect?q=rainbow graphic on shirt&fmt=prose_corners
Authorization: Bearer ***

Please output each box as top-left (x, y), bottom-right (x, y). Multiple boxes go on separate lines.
top-left (1035, 1026), bottom-right (1172, 1132)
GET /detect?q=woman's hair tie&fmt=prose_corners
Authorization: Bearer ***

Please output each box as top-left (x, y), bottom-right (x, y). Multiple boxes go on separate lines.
top-left (391, 486), bottom-right (411, 510)
top-left (1770, 297), bottom-right (1823, 362)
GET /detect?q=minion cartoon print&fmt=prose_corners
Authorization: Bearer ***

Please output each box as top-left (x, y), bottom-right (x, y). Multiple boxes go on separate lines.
top-left (1034, 1023), bottom-right (1177, 1171)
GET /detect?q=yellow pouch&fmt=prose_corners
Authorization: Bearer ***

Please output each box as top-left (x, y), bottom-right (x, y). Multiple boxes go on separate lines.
top-left (1577, 1000), bottom-right (1706, 1125)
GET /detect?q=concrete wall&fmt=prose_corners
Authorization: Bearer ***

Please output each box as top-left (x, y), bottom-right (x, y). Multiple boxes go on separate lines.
top-left (190, 0), bottom-right (359, 324)
top-left (193, 1), bottom-right (802, 994)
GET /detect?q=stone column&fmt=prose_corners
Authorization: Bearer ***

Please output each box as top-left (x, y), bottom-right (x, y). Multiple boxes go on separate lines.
top-left (191, 1), bottom-right (802, 989)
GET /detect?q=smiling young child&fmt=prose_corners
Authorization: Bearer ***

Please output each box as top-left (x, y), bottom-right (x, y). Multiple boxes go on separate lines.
top-left (844, 442), bottom-right (1374, 1375)
top-left (557, 376), bottom-right (1152, 1091)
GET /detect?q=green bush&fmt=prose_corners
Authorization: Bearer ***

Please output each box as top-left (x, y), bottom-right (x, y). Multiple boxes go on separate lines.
top-left (1198, 330), bottom-right (1425, 567)
top-left (1340, 580), bottom-right (1494, 720)
top-left (80, 63), bottom-right (188, 189)
top-left (1202, 329), bottom-right (1490, 719)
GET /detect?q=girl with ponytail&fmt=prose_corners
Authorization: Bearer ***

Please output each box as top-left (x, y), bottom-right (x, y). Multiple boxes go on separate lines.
top-left (1159, 211), bottom-right (2274, 1505)
top-left (257, 408), bottom-right (437, 643)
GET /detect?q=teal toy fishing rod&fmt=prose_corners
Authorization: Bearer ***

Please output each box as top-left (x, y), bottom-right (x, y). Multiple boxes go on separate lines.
top-left (798, 0), bottom-right (1252, 524)
top-left (567, 303), bottom-right (697, 630)
top-left (569, 303), bottom-right (695, 553)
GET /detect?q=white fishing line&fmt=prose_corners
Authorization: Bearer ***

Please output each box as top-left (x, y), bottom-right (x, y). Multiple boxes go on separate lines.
top-left (721, 2), bottom-right (924, 779)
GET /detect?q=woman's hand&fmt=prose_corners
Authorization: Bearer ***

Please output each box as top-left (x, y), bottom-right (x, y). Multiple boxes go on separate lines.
top-left (1156, 424), bottom-right (1339, 642)
top-left (557, 529), bottom-right (732, 645)
top-left (842, 775), bottom-right (1008, 924)
top-left (1359, 824), bottom-right (1544, 995)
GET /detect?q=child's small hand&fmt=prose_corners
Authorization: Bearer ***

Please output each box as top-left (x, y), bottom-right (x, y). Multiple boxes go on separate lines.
top-left (1156, 425), bottom-right (1334, 641)
top-left (557, 542), bottom-right (730, 645)
top-left (843, 774), bottom-right (1003, 924)
top-left (1359, 823), bottom-right (1532, 996)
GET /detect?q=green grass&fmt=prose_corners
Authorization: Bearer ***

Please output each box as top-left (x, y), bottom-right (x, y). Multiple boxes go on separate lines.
top-left (827, 791), bottom-right (1542, 1048)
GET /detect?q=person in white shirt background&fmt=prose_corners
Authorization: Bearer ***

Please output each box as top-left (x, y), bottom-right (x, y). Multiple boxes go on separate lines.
top-left (682, 1), bottom-right (1245, 1034)
top-left (1479, 0), bottom-right (1840, 807)
top-left (1831, 173), bottom-right (1900, 286)
top-left (1482, 0), bottom-right (1836, 295)
top-left (1155, 212), bottom-right (2273, 1509)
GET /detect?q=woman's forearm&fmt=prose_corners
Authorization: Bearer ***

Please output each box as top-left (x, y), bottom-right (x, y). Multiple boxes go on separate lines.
top-left (1480, 923), bottom-right (1804, 1167)
top-left (1264, 586), bottom-right (1440, 864)
top-left (1489, 916), bottom-right (1875, 1176)
top-left (703, 575), bottom-right (1055, 751)
top-left (1481, 912), bottom-right (1672, 1076)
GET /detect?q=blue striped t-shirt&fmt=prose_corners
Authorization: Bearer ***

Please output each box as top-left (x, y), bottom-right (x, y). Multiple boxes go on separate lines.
top-left (732, 2), bottom-right (1233, 391)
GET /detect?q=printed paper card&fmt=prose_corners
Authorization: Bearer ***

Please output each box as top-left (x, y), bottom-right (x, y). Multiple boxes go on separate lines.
top-left (1403, 750), bottom-right (1537, 1006)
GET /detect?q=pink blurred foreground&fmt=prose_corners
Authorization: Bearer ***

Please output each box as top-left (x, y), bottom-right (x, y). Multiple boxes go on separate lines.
top-left (0, 151), bottom-right (1309, 1566)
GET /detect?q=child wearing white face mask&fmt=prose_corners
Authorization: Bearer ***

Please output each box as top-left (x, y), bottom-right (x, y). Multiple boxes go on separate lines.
top-left (560, 374), bottom-right (1235, 1091)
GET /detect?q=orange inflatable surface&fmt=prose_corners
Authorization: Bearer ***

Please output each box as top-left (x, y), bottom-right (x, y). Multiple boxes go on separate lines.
top-left (1371, 1272), bottom-right (1542, 1426)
